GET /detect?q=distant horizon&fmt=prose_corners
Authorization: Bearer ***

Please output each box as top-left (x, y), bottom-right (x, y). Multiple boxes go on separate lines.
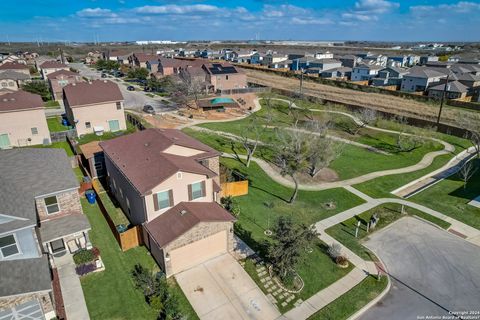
top-left (1, 0), bottom-right (479, 42)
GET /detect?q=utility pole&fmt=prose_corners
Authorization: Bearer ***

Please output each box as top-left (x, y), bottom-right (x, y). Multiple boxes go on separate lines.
top-left (299, 68), bottom-right (304, 96)
top-left (436, 74), bottom-right (450, 127)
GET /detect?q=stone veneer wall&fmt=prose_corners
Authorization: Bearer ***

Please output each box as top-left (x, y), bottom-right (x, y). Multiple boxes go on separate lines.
top-left (36, 189), bottom-right (83, 222)
top-left (0, 291), bottom-right (54, 315)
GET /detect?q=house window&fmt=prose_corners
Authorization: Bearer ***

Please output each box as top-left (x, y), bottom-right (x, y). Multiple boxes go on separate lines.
top-left (226, 75), bottom-right (229, 80)
top-left (31, 127), bottom-right (38, 135)
top-left (191, 181), bottom-right (205, 200)
top-left (44, 196), bottom-right (60, 214)
top-left (116, 102), bottom-right (122, 110)
top-left (108, 120), bottom-right (120, 132)
top-left (119, 187), bottom-right (123, 198)
top-left (155, 190), bottom-right (172, 210)
top-left (0, 234), bottom-right (20, 258)
top-left (85, 122), bottom-right (91, 129)
top-left (1, 82), bottom-right (6, 87)
top-left (177, 172), bottom-right (183, 180)
top-left (8, 81), bottom-right (14, 87)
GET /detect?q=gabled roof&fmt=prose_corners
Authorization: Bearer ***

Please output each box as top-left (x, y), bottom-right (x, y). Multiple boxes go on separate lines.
top-left (0, 148), bottom-right (78, 233)
top-left (456, 73), bottom-right (480, 82)
top-left (145, 202), bottom-right (235, 248)
top-left (63, 80), bottom-right (123, 107)
top-left (0, 90), bottom-right (43, 112)
top-left (429, 80), bottom-right (469, 93)
top-left (404, 66), bottom-right (447, 79)
top-left (40, 60), bottom-right (67, 69)
top-left (0, 256), bottom-right (51, 297)
top-left (0, 70), bottom-right (30, 80)
top-left (133, 53), bottom-right (159, 63)
top-left (46, 69), bottom-right (79, 80)
top-left (203, 63), bottom-right (240, 75)
top-left (379, 67), bottom-right (409, 75)
top-left (100, 129), bottom-right (220, 195)
top-left (0, 62), bottom-right (29, 70)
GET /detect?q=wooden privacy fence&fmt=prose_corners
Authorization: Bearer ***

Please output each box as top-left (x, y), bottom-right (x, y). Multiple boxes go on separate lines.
top-left (91, 177), bottom-right (143, 251)
top-left (220, 180), bottom-right (249, 198)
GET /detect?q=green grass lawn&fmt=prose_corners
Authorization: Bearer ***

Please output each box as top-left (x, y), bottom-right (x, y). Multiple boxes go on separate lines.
top-left (325, 203), bottom-right (451, 261)
top-left (44, 100), bottom-right (61, 109)
top-left (221, 157), bottom-right (364, 311)
top-left (409, 159), bottom-right (480, 230)
top-left (80, 198), bottom-right (198, 320)
top-left (77, 120), bottom-right (136, 145)
top-left (97, 191), bottom-right (130, 226)
top-left (47, 116), bottom-right (68, 132)
top-left (308, 275), bottom-right (388, 320)
top-left (73, 166), bottom-right (84, 183)
top-left (354, 154), bottom-right (452, 198)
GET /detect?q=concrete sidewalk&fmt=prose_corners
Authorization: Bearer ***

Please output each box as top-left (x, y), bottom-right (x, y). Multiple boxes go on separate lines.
top-left (54, 254), bottom-right (90, 320)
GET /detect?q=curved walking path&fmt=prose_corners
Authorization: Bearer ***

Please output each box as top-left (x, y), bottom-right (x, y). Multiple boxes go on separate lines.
top-left (189, 97), bottom-right (459, 192)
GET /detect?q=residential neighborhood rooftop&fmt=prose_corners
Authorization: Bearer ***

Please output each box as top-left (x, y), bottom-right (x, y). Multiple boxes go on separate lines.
top-left (0, 256), bottom-right (51, 297)
top-left (0, 90), bottom-right (43, 112)
top-left (39, 60), bottom-right (68, 69)
top-left (46, 69), bottom-right (80, 79)
top-left (0, 70), bottom-right (30, 80)
top-left (0, 62), bottom-right (29, 70)
top-left (63, 79), bottom-right (123, 107)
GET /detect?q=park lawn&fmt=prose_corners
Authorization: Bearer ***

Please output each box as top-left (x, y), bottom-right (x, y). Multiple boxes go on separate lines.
top-left (47, 116), bottom-right (67, 132)
top-left (353, 154), bottom-right (452, 198)
top-left (221, 158), bottom-right (363, 311)
top-left (308, 275), bottom-right (388, 320)
top-left (325, 203), bottom-right (451, 261)
top-left (409, 159), bottom-right (480, 230)
top-left (80, 198), bottom-right (198, 320)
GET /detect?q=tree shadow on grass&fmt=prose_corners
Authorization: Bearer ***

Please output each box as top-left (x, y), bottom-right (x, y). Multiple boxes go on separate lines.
top-left (234, 223), bottom-right (270, 258)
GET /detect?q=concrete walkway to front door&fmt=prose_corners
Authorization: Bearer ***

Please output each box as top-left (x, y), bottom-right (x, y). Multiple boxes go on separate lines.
top-left (175, 253), bottom-right (280, 320)
top-left (54, 253), bottom-right (90, 320)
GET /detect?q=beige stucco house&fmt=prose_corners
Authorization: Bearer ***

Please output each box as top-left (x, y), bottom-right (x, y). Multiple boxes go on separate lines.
top-left (100, 128), bottom-right (235, 277)
top-left (0, 91), bottom-right (50, 149)
top-left (47, 69), bottom-right (84, 100)
top-left (0, 70), bottom-right (30, 91)
top-left (203, 63), bottom-right (247, 92)
top-left (39, 61), bottom-right (69, 79)
top-left (0, 62), bottom-right (31, 76)
top-left (63, 80), bottom-right (126, 136)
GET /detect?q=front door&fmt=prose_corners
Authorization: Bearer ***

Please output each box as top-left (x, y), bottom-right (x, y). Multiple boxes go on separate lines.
top-left (0, 133), bottom-right (11, 149)
top-left (50, 239), bottom-right (66, 253)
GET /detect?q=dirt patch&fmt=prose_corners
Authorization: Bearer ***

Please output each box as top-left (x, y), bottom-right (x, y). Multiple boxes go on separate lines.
top-left (142, 113), bottom-right (189, 129)
top-left (268, 162), bottom-right (340, 184)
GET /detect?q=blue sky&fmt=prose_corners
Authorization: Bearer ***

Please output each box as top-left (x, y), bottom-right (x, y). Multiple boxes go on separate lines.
top-left (1, 0), bottom-right (479, 42)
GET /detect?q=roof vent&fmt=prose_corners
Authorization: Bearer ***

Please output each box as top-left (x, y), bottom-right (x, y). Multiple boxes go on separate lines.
top-left (144, 142), bottom-right (150, 147)
top-left (180, 209), bottom-right (188, 216)
top-left (104, 80), bottom-right (108, 83)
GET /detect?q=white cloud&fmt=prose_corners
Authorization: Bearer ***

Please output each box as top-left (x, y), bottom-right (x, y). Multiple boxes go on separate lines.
top-left (291, 17), bottom-right (333, 25)
top-left (411, 1), bottom-right (480, 15)
top-left (135, 4), bottom-right (219, 15)
top-left (342, 12), bottom-right (377, 22)
top-left (76, 8), bottom-right (117, 18)
top-left (354, 0), bottom-right (399, 14)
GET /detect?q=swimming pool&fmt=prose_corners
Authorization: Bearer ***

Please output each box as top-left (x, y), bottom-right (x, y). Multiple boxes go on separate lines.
top-left (210, 97), bottom-right (235, 104)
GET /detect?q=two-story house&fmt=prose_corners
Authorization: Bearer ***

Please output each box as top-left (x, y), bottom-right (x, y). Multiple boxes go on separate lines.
top-left (100, 129), bottom-right (235, 277)
top-left (400, 67), bottom-right (447, 92)
top-left (0, 62), bottom-right (31, 76)
top-left (0, 91), bottom-right (51, 149)
top-left (38, 61), bottom-right (69, 79)
top-left (351, 64), bottom-right (383, 81)
top-left (0, 70), bottom-right (30, 91)
top-left (202, 63), bottom-right (247, 92)
top-left (47, 69), bottom-right (84, 101)
top-left (0, 148), bottom-right (91, 319)
top-left (63, 79), bottom-right (126, 136)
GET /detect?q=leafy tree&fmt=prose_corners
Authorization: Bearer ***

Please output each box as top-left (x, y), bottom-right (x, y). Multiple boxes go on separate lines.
top-left (275, 127), bottom-right (309, 203)
top-left (268, 216), bottom-right (317, 280)
top-left (95, 59), bottom-right (120, 71)
top-left (220, 196), bottom-right (241, 217)
top-left (127, 67), bottom-right (149, 80)
top-left (147, 76), bottom-right (174, 92)
top-left (169, 68), bottom-right (206, 108)
top-left (240, 115), bottom-right (266, 168)
top-left (21, 80), bottom-right (51, 101)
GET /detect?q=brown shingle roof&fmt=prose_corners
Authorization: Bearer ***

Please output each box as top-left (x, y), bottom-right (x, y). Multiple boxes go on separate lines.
top-left (63, 80), bottom-right (123, 107)
top-left (79, 141), bottom-right (102, 159)
top-left (100, 129), bottom-right (220, 195)
top-left (145, 202), bottom-right (235, 248)
top-left (0, 62), bottom-right (29, 70)
top-left (46, 69), bottom-right (79, 80)
top-left (0, 91), bottom-right (43, 112)
top-left (40, 61), bottom-right (67, 69)
top-left (134, 53), bottom-right (159, 63)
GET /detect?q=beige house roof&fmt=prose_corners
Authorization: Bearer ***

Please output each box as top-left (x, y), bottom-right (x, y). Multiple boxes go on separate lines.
top-left (0, 90), bottom-right (43, 112)
top-left (63, 80), bottom-right (123, 107)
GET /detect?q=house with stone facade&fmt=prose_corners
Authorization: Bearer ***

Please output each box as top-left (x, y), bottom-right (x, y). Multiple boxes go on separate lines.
top-left (100, 128), bottom-right (235, 277)
top-left (0, 148), bottom-right (91, 319)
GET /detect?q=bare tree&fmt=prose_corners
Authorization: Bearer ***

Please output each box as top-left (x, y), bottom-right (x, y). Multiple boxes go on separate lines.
top-left (349, 108), bottom-right (378, 135)
top-left (458, 161), bottom-right (478, 189)
top-left (240, 116), bottom-right (264, 168)
top-left (275, 127), bottom-right (309, 204)
top-left (396, 132), bottom-right (424, 152)
top-left (171, 68), bottom-right (205, 109)
top-left (304, 121), bottom-right (343, 177)
top-left (459, 115), bottom-right (480, 158)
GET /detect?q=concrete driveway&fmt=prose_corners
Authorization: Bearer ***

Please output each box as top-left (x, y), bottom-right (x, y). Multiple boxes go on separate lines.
top-left (175, 254), bottom-right (280, 320)
top-left (359, 217), bottom-right (480, 320)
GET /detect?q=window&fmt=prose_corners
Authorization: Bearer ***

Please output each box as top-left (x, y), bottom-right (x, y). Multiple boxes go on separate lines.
top-left (119, 187), bottom-right (123, 198)
top-left (116, 102), bottom-right (122, 110)
top-left (155, 190), bottom-right (172, 210)
top-left (108, 120), bottom-right (120, 132)
top-left (0, 234), bottom-right (20, 258)
top-left (177, 172), bottom-right (183, 180)
top-left (226, 75), bottom-right (229, 80)
top-left (31, 127), bottom-right (38, 135)
top-left (191, 181), bottom-right (205, 200)
top-left (44, 196), bottom-right (60, 214)
top-left (1, 82), bottom-right (6, 87)
top-left (85, 122), bottom-right (91, 129)
top-left (8, 81), bottom-right (14, 87)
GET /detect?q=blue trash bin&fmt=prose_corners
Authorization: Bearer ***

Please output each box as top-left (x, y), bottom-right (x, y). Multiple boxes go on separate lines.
top-left (62, 118), bottom-right (68, 126)
top-left (85, 190), bottom-right (96, 204)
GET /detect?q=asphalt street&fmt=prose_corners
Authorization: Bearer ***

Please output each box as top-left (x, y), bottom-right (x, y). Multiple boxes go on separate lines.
top-left (359, 217), bottom-right (480, 320)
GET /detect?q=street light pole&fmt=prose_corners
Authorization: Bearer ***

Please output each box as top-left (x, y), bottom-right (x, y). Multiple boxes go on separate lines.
top-left (436, 74), bottom-right (450, 127)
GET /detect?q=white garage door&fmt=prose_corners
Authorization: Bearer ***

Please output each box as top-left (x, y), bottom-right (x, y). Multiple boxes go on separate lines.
top-left (170, 230), bottom-right (227, 274)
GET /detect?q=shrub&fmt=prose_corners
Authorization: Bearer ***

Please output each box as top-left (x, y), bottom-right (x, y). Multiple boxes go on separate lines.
top-left (75, 263), bottom-right (96, 276)
top-left (73, 249), bottom-right (96, 265)
top-left (92, 247), bottom-right (100, 258)
top-left (149, 295), bottom-right (164, 312)
top-left (221, 196), bottom-right (241, 217)
top-left (336, 256), bottom-right (349, 266)
top-left (328, 243), bottom-right (342, 259)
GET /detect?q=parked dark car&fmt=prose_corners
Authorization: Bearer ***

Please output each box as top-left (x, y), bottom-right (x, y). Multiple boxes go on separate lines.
top-left (127, 86), bottom-right (135, 91)
top-left (101, 73), bottom-right (107, 78)
top-left (143, 105), bottom-right (155, 114)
